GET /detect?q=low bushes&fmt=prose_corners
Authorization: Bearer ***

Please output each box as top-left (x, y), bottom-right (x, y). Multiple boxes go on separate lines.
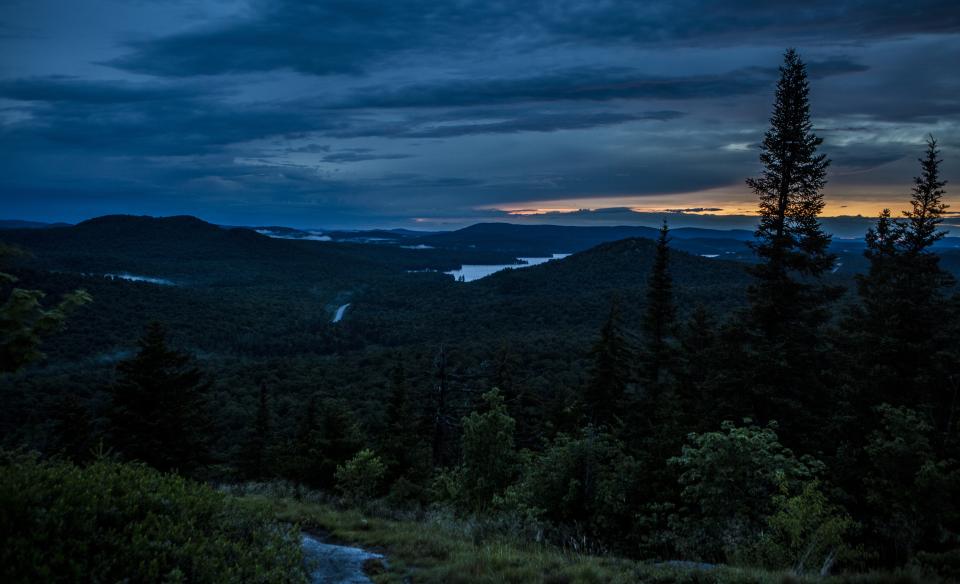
top-left (0, 454), bottom-right (305, 583)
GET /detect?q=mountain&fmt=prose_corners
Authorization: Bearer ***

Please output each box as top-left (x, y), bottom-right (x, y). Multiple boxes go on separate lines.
top-left (252, 225), bottom-right (429, 244)
top-left (0, 215), bottom-right (522, 290)
top-left (0, 215), bottom-right (757, 364)
top-left (411, 223), bottom-right (661, 255)
top-left (0, 219), bottom-right (71, 229)
top-left (5, 214), bottom-right (951, 366)
top-left (352, 237), bottom-right (753, 348)
top-left (408, 222), bottom-right (763, 260)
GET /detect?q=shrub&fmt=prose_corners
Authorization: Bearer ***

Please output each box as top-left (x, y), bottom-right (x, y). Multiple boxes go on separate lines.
top-left (335, 448), bottom-right (386, 505)
top-left (499, 427), bottom-right (640, 551)
top-left (0, 453), bottom-right (305, 583)
top-left (458, 389), bottom-right (518, 511)
top-left (742, 480), bottom-right (854, 576)
top-left (668, 420), bottom-right (823, 561)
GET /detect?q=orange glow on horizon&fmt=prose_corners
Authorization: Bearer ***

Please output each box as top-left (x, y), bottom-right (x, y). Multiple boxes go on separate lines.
top-left (487, 186), bottom-right (958, 220)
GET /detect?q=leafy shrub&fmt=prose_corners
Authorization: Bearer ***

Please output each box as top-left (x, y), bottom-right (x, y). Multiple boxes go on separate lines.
top-left (668, 420), bottom-right (823, 561)
top-left (912, 548), bottom-right (960, 582)
top-left (741, 480), bottom-right (854, 575)
top-left (499, 427), bottom-right (640, 551)
top-left (335, 448), bottom-right (386, 505)
top-left (864, 404), bottom-right (960, 562)
top-left (458, 389), bottom-right (518, 511)
top-left (0, 453), bottom-right (305, 583)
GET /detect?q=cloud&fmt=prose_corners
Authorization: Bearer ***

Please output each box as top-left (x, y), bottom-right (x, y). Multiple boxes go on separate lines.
top-left (806, 58), bottom-right (870, 79)
top-left (321, 150), bottom-right (413, 162)
top-left (336, 67), bottom-right (777, 109)
top-left (329, 110), bottom-right (685, 139)
top-left (2, 0), bottom-right (957, 229)
top-left (0, 75), bottom-right (204, 104)
top-left (286, 143), bottom-right (331, 154)
top-left (105, 1), bottom-right (953, 78)
top-left (107, 0), bottom-right (514, 77)
top-left (0, 77), bottom-right (340, 156)
top-left (332, 57), bottom-right (866, 111)
top-left (541, 0), bottom-right (960, 47)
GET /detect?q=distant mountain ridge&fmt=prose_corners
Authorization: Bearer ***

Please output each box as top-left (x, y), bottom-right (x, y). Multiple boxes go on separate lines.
top-left (407, 222), bottom-right (761, 260)
top-left (0, 219), bottom-right (71, 230)
top-left (4, 215), bottom-right (958, 267)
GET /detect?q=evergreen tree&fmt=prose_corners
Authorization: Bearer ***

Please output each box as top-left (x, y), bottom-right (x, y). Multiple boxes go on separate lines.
top-left (430, 344), bottom-right (453, 468)
top-left (49, 394), bottom-right (96, 462)
top-left (865, 209), bottom-right (903, 269)
top-left (848, 139), bottom-right (956, 415)
top-left (674, 305), bottom-right (720, 431)
top-left (281, 394), bottom-right (320, 486)
top-left (891, 138), bottom-right (955, 417)
top-left (845, 209), bottom-right (906, 407)
top-left (490, 341), bottom-right (540, 449)
top-left (491, 341), bottom-right (518, 397)
top-left (903, 137), bottom-right (949, 256)
top-left (583, 300), bottom-right (633, 428)
top-left (855, 209), bottom-right (905, 333)
top-left (746, 48), bottom-right (837, 338)
top-left (898, 136), bottom-right (955, 306)
top-left (318, 401), bottom-right (363, 475)
top-left (641, 220), bottom-right (676, 386)
top-left (740, 48), bottom-right (841, 443)
top-left (632, 222), bottom-right (682, 490)
top-left (284, 396), bottom-right (362, 489)
top-left (238, 383), bottom-right (272, 479)
top-left (107, 322), bottom-right (210, 473)
top-left (379, 358), bottom-right (426, 482)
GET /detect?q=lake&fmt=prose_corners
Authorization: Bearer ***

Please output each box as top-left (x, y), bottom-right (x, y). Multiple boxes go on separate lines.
top-left (446, 254), bottom-right (570, 282)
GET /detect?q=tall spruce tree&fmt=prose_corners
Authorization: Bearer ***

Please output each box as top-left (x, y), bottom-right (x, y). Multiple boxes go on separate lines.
top-left (108, 321), bottom-right (210, 473)
top-left (746, 48), bottom-right (836, 337)
top-left (841, 138), bottom-right (957, 452)
top-left (278, 395), bottom-right (320, 488)
top-left (642, 220), bottom-right (676, 386)
top-left (845, 210), bottom-right (906, 406)
top-left (903, 137), bottom-right (949, 256)
top-left (238, 383), bottom-right (272, 479)
top-left (741, 49), bottom-right (840, 442)
top-left (583, 300), bottom-right (633, 428)
top-left (379, 358), bottom-right (425, 482)
top-left (855, 208), bottom-right (905, 333)
top-left (674, 305), bottom-right (721, 432)
top-left (892, 138), bottom-right (954, 416)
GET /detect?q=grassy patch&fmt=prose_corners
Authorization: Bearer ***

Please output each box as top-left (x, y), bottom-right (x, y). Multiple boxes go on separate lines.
top-left (247, 495), bottom-right (912, 584)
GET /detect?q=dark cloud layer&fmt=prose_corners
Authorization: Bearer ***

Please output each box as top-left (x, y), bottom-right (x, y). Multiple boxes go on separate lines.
top-left (108, 1), bottom-right (957, 78)
top-left (335, 59), bottom-right (866, 111)
top-left (0, 76), bottom-right (202, 103)
top-left (0, 0), bottom-right (958, 228)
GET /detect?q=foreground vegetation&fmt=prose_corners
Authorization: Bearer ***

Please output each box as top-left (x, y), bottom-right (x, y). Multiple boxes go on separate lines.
top-left (0, 454), bottom-right (305, 583)
top-left (228, 483), bottom-right (948, 584)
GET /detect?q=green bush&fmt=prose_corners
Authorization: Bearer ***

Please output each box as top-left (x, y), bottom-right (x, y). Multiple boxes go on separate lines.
top-left (741, 480), bottom-right (854, 576)
top-left (335, 448), bottom-right (386, 505)
top-left (668, 420), bottom-right (823, 561)
top-left (500, 427), bottom-right (639, 547)
top-left (457, 389), bottom-right (518, 511)
top-left (0, 454), bottom-right (305, 583)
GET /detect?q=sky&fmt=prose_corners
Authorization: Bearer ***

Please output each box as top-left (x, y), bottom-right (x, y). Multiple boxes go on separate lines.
top-left (1, 0), bottom-right (958, 231)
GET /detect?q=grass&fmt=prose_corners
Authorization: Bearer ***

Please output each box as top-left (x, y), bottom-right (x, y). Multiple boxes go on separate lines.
top-left (224, 483), bottom-right (940, 584)
top-left (240, 493), bottom-right (878, 584)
